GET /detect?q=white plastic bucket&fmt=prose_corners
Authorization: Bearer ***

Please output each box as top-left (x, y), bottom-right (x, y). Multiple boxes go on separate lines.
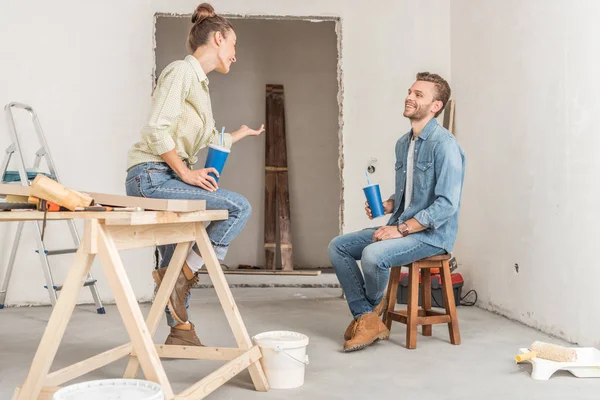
top-left (52, 379), bottom-right (164, 400)
top-left (252, 331), bottom-right (309, 389)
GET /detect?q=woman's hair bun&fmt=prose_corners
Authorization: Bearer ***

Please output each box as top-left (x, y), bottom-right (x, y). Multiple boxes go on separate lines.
top-left (192, 3), bottom-right (216, 24)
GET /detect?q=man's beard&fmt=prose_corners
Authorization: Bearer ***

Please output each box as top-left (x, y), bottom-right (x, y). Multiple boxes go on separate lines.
top-left (404, 103), bottom-right (431, 121)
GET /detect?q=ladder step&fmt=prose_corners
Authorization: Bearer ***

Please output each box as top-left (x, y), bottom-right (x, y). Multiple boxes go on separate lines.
top-left (35, 248), bottom-right (78, 256)
top-left (2, 170), bottom-right (55, 182)
top-left (45, 279), bottom-right (97, 291)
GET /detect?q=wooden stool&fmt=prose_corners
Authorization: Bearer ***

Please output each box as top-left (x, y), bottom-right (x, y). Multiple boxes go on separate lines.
top-left (383, 254), bottom-right (461, 349)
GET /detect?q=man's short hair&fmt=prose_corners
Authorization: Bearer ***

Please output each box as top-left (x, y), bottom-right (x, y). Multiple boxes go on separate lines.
top-left (416, 72), bottom-right (451, 118)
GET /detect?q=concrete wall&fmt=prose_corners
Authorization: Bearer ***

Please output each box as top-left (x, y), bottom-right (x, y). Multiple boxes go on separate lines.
top-left (155, 17), bottom-right (340, 268)
top-left (0, 0), bottom-right (450, 305)
top-left (451, 0), bottom-right (600, 346)
top-left (0, 0), bottom-right (155, 306)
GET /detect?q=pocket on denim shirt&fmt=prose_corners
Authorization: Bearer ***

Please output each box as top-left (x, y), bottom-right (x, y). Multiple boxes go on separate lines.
top-left (415, 160), bottom-right (434, 190)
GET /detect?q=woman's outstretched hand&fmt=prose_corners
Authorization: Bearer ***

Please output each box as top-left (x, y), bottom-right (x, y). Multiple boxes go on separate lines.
top-left (231, 124), bottom-right (265, 143)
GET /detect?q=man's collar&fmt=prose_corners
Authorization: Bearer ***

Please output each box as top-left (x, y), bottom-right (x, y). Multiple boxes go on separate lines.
top-left (185, 55), bottom-right (209, 84)
top-left (411, 118), bottom-right (438, 140)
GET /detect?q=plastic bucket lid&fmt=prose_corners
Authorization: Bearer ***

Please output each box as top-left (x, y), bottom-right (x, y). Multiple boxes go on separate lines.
top-left (52, 379), bottom-right (164, 400)
top-left (252, 331), bottom-right (309, 350)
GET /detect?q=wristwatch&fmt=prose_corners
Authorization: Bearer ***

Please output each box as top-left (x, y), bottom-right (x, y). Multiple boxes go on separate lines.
top-left (397, 223), bottom-right (409, 237)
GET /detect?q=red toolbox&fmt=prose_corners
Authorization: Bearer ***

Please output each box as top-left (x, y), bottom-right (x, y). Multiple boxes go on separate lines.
top-left (396, 272), bottom-right (464, 307)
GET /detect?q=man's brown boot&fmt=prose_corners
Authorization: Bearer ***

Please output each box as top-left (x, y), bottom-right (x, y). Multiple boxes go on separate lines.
top-left (152, 262), bottom-right (199, 325)
top-left (344, 294), bottom-right (389, 341)
top-left (165, 322), bottom-right (203, 346)
top-left (343, 311), bottom-right (390, 352)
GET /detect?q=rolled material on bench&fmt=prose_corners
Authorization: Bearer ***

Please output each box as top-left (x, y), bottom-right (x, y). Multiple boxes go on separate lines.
top-left (30, 175), bottom-right (93, 211)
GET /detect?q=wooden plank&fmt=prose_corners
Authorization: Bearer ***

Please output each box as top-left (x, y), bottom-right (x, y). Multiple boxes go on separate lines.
top-left (96, 224), bottom-right (174, 398)
top-left (0, 184), bottom-right (30, 196)
top-left (264, 170), bottom-right (277, 270)
top-left (153, 345), bottom-right (245, 361)
top-left (13, 386), bottom-right (60, 400)
top-left (265, 83), bottom-right (293, 272)
top-left (0, 210), bottom-right (228, 225)
top-left (276, 171), bottom-right (293, 271)
top-left (107, 223), bottom-right (197, 251)
top-left (83, 220), bottom-right (99, 254)
top-left (16, 246), bottom-right (96, 400)
top-left (123, 242), bottom-right (191, 379)
top-left (45, 344), bottom-right (132, 387)
top-left (86, 192), bottom-right (206, 212)
top-left (176, 346), bottom-right (262, 399)
top-left (264, 166), bottom-right (288, 172)
top-left (107, 210), bottom-right (228, 226)
top-left (265, 84), bottom-right (288, 167)
top-left (443, 99), bottom-right (455, 135)
top-left (0, 184), bottom-right (207, 212)
top-left (198, 269), bottom-right (321, 276)
top-left (195, 223), bottom-right (269, 392)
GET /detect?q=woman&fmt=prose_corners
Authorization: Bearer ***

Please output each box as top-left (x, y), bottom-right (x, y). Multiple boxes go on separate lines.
top-left (125, 3), bottom-right (263, 346)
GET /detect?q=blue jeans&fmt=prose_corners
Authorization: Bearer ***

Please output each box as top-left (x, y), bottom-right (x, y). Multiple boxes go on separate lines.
top-left (125, 162), bottom-right (252, 327)
top-left (328, 228), bottom-right (445, 319)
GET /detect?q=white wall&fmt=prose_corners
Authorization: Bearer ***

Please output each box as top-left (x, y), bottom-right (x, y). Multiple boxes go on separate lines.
top-left (451, 0), bottom-right (600, 346)
top-left (155, 17), bottom-right (340, 268)
top-left (0, 1), bottom-right (156, 305)
top-left (0, 0), bottom-right (450, 306)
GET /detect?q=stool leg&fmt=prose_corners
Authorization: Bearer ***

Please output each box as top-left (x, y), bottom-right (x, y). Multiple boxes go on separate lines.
top-left (440, 260), bottom-right (461, 345)
top-left (406, 264), bottom-right (419, 349)
top-left (384, 267), bottom-right (401, 331)
top-left (421, 268), bottom-right (432, 337)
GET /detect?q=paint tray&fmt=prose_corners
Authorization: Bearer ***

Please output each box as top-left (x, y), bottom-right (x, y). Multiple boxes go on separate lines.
top-left (518, 347), bottom-right (600, 380)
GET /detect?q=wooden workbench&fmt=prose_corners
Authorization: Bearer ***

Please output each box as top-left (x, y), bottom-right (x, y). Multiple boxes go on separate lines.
top-left (5, 210), bottom-right (269, 399)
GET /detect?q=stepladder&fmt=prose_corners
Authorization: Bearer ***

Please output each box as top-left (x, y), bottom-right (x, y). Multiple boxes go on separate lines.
top-left (0, 102), bottom-right (105, 313)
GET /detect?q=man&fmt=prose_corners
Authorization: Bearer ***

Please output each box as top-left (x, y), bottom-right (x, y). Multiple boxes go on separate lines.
top-left (328, 72), bottom-right (465, 352)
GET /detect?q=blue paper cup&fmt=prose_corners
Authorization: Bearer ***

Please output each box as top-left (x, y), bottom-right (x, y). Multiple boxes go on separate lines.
top-left (204, 144), bottom-right (230, 182)
top-left (363, 184), bottom-right (385, 218)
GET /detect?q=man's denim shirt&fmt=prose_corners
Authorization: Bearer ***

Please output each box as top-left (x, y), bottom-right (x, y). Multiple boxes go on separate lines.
top-left (387, 118), bottom-right (466, 252)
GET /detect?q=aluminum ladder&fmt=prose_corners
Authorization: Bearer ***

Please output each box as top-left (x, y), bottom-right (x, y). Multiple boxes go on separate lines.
top-left (0, 102), bottom-right (105, 313)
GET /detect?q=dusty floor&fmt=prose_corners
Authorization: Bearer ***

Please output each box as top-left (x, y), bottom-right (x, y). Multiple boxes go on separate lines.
top-left (1, 287), bottom-right (598, 399)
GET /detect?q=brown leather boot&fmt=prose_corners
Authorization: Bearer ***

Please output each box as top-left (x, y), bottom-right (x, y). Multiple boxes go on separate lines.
top-left (152, 262), bottom-right (199, 325)
top-left (165, 322), bottom-right (203, 346)
top-left (344, 294), bottom-right (389, 341)
top-left (343, 311), bottom-right (390, 352)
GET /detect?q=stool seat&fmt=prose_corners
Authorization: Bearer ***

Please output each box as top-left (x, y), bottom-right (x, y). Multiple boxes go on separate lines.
top-left (421, 254), bottom-right (452, 262)
top-left (383, 254), bottom-right (461, 349)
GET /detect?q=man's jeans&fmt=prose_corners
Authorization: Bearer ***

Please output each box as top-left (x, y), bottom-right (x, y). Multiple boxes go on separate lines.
top-left (125, 162), bottom-right (252, 327)
top-left (328, 228), bottom-right (445, 319)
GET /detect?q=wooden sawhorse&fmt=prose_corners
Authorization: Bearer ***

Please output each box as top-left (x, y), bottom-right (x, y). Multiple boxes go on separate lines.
top-left (4, 210), bottom-right (269, 399)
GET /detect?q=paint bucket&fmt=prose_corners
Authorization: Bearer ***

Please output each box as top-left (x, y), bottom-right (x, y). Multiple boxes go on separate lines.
top-left (52, 379), bottom-right (164, 400)
top-left (252, 331), bottom-right (309, 389)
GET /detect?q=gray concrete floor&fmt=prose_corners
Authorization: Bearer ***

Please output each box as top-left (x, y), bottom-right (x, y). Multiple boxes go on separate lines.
top-left (1, 287), bottom-right (599, 399)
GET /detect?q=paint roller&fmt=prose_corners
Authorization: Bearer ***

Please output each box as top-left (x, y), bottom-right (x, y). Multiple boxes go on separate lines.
top-left (515, 341), bottom-right (578, 363)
